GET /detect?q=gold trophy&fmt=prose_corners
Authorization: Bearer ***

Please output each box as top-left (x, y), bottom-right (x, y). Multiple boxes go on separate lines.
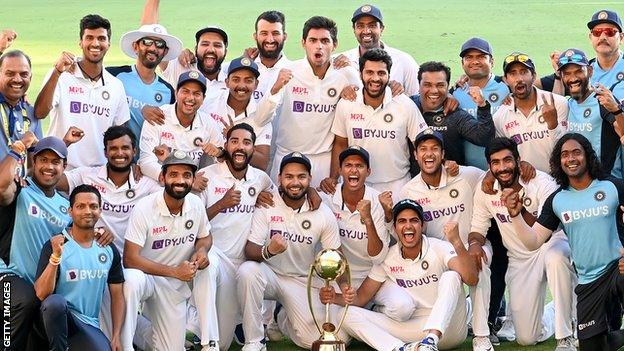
top-left (307, 249), bottom-right (351, 351)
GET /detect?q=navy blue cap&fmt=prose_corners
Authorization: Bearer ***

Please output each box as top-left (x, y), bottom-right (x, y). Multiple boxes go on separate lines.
top-left (557, 49), bottom-right (590, 70)
top-left (588, 9), bottom-right (622, 32)
top-left (460, 37), bottom-right (493, 57)
top-left (279, 152), bottom-right (311, 173)
top-left (339, 145), bottom-right (370, 168)
top-left (31, 136), bottom-right (67, 159)
top-left (195, 26), bottom-right (228, 47)
top-left (414, 128), bottom-right (444, 149)
top-left (392, 199), bottom-right (424, 223)
top-left (351, 4), bottom-right (383, 24)
top-left (502, 52), bottom-right (535, 74)
top-left (177, 71), bottom-right (207, 94)
top-left (228, 56), bottom-right (260, 78)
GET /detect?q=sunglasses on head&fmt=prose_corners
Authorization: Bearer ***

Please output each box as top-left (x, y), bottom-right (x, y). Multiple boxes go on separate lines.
top-left (504, 54), bottom-right (530, 64)
top-left (591, 27), bottom-right (619, 37)
top-left (558, 54), bottom-right (585, 65)
top-left (139, 38), bottom-right (167, 49)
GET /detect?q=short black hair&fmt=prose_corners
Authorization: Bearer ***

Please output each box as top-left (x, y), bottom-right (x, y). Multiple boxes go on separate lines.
top-left (550, 133), bottom-right (604, 188)
top-left (255, 11), bottom-right (286, 31)
top-left (103, 125), bottom-right (137, 150)
top-left (227, 122), bottom-right (256, 144)
top-left (418, 61), bottom-right (451, 85)
top-left (0, 50), bottom-right (32, 69)
top-left (485, 137), bottom-right (520, 164)
top-left (359, 48), bottom-right (392, 73)
top-left (302, 16), bottom-right (337, 43)
top-left (69, 184), bottom-right (102, 207)
top-left (80, 14), bottom-right (111, 40)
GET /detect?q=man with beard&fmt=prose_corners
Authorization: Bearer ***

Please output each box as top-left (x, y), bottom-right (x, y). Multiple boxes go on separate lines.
top-left (138, 71), bottom-right (224, 182)
top-left (237, 152), bottom-right (349, 350)
top-left (412, 61), bottom-right (494, 165)
top-left (323, 200), bottom-right (477, 351)
top-left (396, 130), bottom-right (494, 351)
top-left (452, 38), bottom-right (510, 170)
top-left (493, 52), bottom-right (569, 173)
top-left (470, 137), bottom-right (576, 350)
top-left (194, 123), bottom-right (273, 349)
top-left (122, 151), bottom-right (218, 351)
top-left (340, 4), bottom-right (420, 96)
top-left (34, 15), bottom-right (130, 170)
top-left (326, 48), bottom-right (427, 196)
top-left (107, 21), bottom-right (182, 152)
top-left (202, 57), bottom-right (273, 171)
top-left (504, 133), bottom-right (624, 351)
top-left (255, 16), bottom-right (360, 187)
top-left (34, 185), bottom-right (125, 351)
top-left (558, 48), bottom-right (624, 177)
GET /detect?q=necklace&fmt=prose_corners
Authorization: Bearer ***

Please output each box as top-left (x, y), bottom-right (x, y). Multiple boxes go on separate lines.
top-left (77, 61), bottom-right (102, 82)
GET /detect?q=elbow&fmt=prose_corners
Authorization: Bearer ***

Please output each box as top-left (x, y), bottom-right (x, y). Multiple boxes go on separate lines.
top-left (33, 284), bottom-right (48, 302)
top-left (123, 254), bottom-right (138, 269)
top-left (464, 274), bottom-right (479, 287)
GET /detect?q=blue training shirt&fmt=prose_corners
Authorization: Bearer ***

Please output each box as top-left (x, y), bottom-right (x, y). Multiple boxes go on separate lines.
top-left (453, 75), bottom-right (509, 169)
top-left (538, 178), bottom-right (624, 284)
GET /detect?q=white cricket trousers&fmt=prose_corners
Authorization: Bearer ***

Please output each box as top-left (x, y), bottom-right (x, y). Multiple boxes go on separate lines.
top-left (342, 271), bottom-right (468, 351)
top-left (470, 241), bottom-right (494, 337)
top-left (237, 261), bottom-right (350, 348)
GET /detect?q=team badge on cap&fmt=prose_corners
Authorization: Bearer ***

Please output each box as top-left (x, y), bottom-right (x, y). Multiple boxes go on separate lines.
top-left (449, 189), bottom-right (459, 198)
top-left (523, 197), bottom-right (532, 207)
top-left (598, 11), bottom-right (609, 19)
top-left (383, 114), bottom-right (393, 123)
top-left (248, 187), bottom-right (256, 196)
top-left (98, 253), bottom-right (108, 264)
top-left (361, 5), bottom-right (372, 12)
top-left (594, 190), bottom-right (606, 201)
top-left (489, 93), bottom-right (499, 102)
top-left (350, 145), bottom-right (361, 150)
top-left (327, 88), bottom-right (337, 97)
top-left (617, 72), bottom-right (624, 81)
top-left (185, 220), bottom-right (194, 229)
top-left (155, 93), bottom-right (162, 102)
top-left (126, 189), bottom-right (136, 199)
top-left (102, 91), bottom-right (110, 100)
top-left (152, 25), bottom-right (162, 33)
top-left (174, 150), bottom-right (187, 159)
top-left (59, 205), bottom-right (68, 214)
top-left (193, 137), bottom-right (203, 147)
top-left (241, 57), bottom-right (252, 66)
top-left (565, 50), bottom-right (575, 57)
top-left (302, 220), bottom-right (311, 230)
top-left (583, 108), bottom-right (592, 118)
top-left (421, 260), bottom-right (429, 270)
top-left (189, 71), bottom-right (200, 79)
top-left (292, 152), bottom-right (303, 157)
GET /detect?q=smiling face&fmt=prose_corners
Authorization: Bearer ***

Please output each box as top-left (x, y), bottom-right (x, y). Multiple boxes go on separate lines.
top-left (560, 139), bottom-right (588, 179)
top-left (195, 32), bottom-right (227, 76)
top-left (461, 49), bottom-right (493, 80)
top-left (160, 164), bottom-right (194, 200)
top-left (560, 64), bottom-right (592, 100)
top-left (79, 28), bottom-right (110, 64)
top-left (488, 148), bottom-right (520, 188)
top-left (419, 70), bottom-right (449, 111)
top-left (224, 127), bottom-right (254, 171)
top-left (395, 208), bottom-right (423, 249)
top-left (69, 192), bottom-right (101, 230)
top-left (339, 154), bottom-right (370, 192)
top-left (254, 19), bottom-right (286, 59)
top-left (415, 138), bottom-right (444, 177)
top-left (302, 28), bottom-right (336, 68)
top-left (175, 81), bottom-right (204, 118)
top-left (589, 23), bottom-right (623, 57)
top-left (279, 163), bottom-right (310, 201)
top-left (226, 69), bottom-right (258, 103)
top-left (32, 150), bottom-right (66, 189)
top-left (361, 59), bottom-right (389, 99)
top-left (353, 16), bottom-right (383, 50)
top-left (134, 36), bottom-right (168, 69)
top-left (0, 55), bottom-right (31, 105)
top-left (105, 135), bottom-right (135, 172)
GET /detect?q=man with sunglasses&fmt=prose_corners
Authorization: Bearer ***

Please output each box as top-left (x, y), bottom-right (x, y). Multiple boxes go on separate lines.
top-left (493, 53), bottom-right (568, 173)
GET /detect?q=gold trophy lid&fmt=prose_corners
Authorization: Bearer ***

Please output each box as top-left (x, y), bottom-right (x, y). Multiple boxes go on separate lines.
top-left (313, 249), bottom-right (347, 281)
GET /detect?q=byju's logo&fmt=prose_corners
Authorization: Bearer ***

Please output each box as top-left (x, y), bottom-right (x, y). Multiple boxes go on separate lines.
top-left (70, 101), bottom-right (82, 113)
top-left (293, 101), bottom-right (305, 112)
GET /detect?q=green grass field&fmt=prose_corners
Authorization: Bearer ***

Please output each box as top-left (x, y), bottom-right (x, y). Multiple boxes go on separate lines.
top-left (3, 1), bottom-right (623, 350)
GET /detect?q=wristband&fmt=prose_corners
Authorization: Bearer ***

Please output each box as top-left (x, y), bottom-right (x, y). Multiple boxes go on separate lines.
top-left (613, 108), bottom-right (624, 116)
top-left (8, 150), bottom-right (22, 161)
top-left (54, 66), bottom-right (63, 75)
top-left (468, 240), bottom-right (481, 247)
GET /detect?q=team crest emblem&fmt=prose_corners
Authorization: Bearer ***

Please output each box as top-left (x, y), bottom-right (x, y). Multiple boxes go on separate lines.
top-left (154, 93), bottom-right (162, 102)
top-left (174, 150), bottom-right (187, 159)
top-left (433, 114), bottom-right (444, 125)
top-left (598, 11), bottom-right (608, 19)
top-left (538, 116), bottom-right (545, 124)
top-left (302, 220), bottom-right (311, 230)
top-left (193, 137), bottom-right (203, 147)
top-left (421, 260), bottom-right (429, 270)
top-left (185, 220), bottom-right (194, 229)
top-left (523, 197), bottom-right (532, 207)
top-left (565, 50), bottom-right (575, 57)
top-left (98, 253), bottom-right (107, 264)
top-left (383, 114), bottom-right (393, 123)
top-left (350, 145), bottom-right (361, 150)
top-left (153, 25), bottom-right (162, 33)
top-left (292, 152), bottom-right (303, 157)
top-left (126, 189), bottom-right (136, 199)
top-left (59, 205), bottom-right (68, 214)
top-left (361, 5), bottom-right (372, 12)
top-left (489, 93), bottom-right (499, 102)
top-left (241, 58), bottom-right (252, 66)
top-left (583, 108), bottom-right (591, 118)
top-left (449, 189), bottom-right (459, 198)
top-left (327, 88), bottom-right (337, 97)
top-left (189, 71), bottom-right (200, 79)
top-left (594, 190), bottom-right (606, 201)
top-left (248, 187), bottom-right (256, 196)
top-left (423, 128), bottom-right (434, 135)
top-left (102, 91), bottom-right (110, 100)
top-left (617, 72), bottom-right (624, 81)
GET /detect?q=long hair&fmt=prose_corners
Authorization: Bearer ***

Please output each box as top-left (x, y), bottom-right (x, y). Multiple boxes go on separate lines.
top-left (549, 133), bottom-right (604, 187)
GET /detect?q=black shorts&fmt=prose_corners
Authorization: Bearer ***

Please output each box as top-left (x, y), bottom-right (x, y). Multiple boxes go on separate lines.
top-left (575, 261), bottom-right (624, 340)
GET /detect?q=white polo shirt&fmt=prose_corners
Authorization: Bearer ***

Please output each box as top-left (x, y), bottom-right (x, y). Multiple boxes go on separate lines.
top-left (470, 170), bottom-right (560, 260)
top-left (138, 103), bottom-right (225, 181)
top-left (197, 162), bottom-right (273, 266)
top-left (493, 88), bottom-right (568, 173)
top-left (247, 196), bottom-right (341, 278)
top-left (161, 59), bottom-right (228, 99)
top-left (320, 185), bottom-right (390, 283)
top-left (252, 55), bottom-right (292, 103)
top-left (369, 236), bottom-right (456, 315)
top-left (44, 68), bottom-right (130, 169)
top-left (399, 166), bottom-right (484, 246)
top-left (201, 89), bottom-right (273, 146)
top-left (255, 58), bottom-right (360, 155)
top-left (65, 165), bottom-right (162, 254)
top-left (341, 43), bottom-right (420, 96)
top-left (332, 88), bottom-right (427, 184)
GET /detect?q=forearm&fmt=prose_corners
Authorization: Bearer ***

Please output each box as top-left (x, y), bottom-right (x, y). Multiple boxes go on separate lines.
top-left (123, 253), bottom-right (177, 278)
top-left (364, 220), bottom-right (383, 258)
top-left (194, 236), bottom-right (212, 254)
top-left (450, 239), bottom-right (478, 286)
top-left (244, 241), bottom-right (264, 262)
top-left (255, 94), bottom-right (279, 127)
top-left (206, 201), bottom-right (224, 221)
top-left (510, 215), bottom-right (543, 251)
top-left (0, 155), bottom-right (18, 196)
top-left (551, 77), bottom-right (565, 96)
top-left (34, 264), bottom-right (58, 301)
top-left (109, 284), bottom-right (125, 339)
top-left (137, 153), bottom-right (161, 181)
top-left (34, 71), bottom-right (60, 118)
top-left (250, 145), bottom-right (270, 171)
top-left (140, 0), bottom-right (159, 24)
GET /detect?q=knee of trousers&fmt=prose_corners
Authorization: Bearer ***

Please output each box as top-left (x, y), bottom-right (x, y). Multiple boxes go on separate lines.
top-left (236, 261), bottom-right (262, 284)
top-left (40, 294), bottom-right (68, 316)
top-left (544, 248), bottom-right (571, 271)
top-left (13, 282), bottom-right (39, 314)
top-left (516, 330), bottom-right (540, 346)
top-left (381, 294), bottom-right (415, 322)
top-left (122, 268), bottom-right (148, 297)
top-left (439, 271), bottom-right (462, 287)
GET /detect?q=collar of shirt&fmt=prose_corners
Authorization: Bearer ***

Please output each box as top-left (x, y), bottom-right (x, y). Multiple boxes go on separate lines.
top-left (299, 57), bottom-right (336, 81)
top-left (155, 190), bottom-right (192, 217)
top-left (415, 166), bottom-right (451, 189)
top-left (275, 191), bottom-right (312, 214)
top-left (216, 160), bottom-right (253, 182)
top-left (254, 54), bottom-right (290, 71)
top-left (510, 87), bottom-right (550, 114)
top-left (355, 87), bottom-right (393, 111)
top-left (413, 95), bottom-right (444, 114)
top-left (225, 94), bottom-right (258, 120)
top-left (71, 62), bottom-right (107, 86)
top-left (167, 103), bottom-right (208, 129)
top-left (0, 92), bottom-right (27, 109)
top-left (96, 164), bottom-right (137, 189)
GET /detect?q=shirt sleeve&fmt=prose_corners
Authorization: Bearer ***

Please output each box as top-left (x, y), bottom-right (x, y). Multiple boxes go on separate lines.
top-left (320, 208), bottom-right (341, 250)
top-left (254, 122), bottom-right (273, 146)
top-left (367, 263), bottom-right (387, 283)
top-left (64, 167), bottom-right (85, 193)
top-left (161, 59), bottom-right (185, 87)
top-left (137, 115), bottom-right (162, 181)
top-left (492, 108), bottom-right (506, 138)
top-left (255, 87), bottom-right (284, 127)
top-left (431, 239), bottom-right (457, 269)
top-left (550, 94), bottom-right (570, 140)
top-left (248, 206), bottom-right (270, 246)
top-left (406, 100), bottom-right (428, 141)
top-left (535, 173), bottom-right (560, 215)
top-left (124, 204), bottom-right (149, 247)
top-left (107, 245), bottom-right (125, 284)
top-left (470, 185), bottom-right (493, 235)
top-left (456, 104), bottom-right (495, 146)
top-left (330, 100), bottom-right (349, 138)
top-left (461, 166), bottom-right (486, 190)
top-left (113, 83), bottom-right (131, 125)
top-left (195, 200), bottom-right (211, 240)
top-left (536, 190), bottom-right (562, 231)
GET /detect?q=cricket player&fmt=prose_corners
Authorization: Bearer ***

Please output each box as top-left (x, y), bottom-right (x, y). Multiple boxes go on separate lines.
top-left (504, 133), bottom-right (624, 351)
top-left (321, 199), bottom-right (477, 351)
top-left (237, 152), bottom-right (349, 350)
top-left (255, 16), bottom-right (360, 186)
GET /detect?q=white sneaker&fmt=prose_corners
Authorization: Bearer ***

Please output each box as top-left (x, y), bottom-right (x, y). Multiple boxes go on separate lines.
top-left (555, 336), bottom-right (577, 351)
top-left (265, 320), bottom-right (284, 341)
top-left (417, 337), bottom-right (438, 351)
top-left (395, 342), bottom-right (419, 351)
top-left (496, 319), bottom-right (516, 342)
top-left (201, 340), bottom-right (219, 351)
top-left (473, 336), bottom-right (494, 351)
top-left (242, 341), bottom-right (266, 351)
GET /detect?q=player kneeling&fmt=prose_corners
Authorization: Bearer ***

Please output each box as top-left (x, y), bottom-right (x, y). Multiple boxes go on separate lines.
top-left (320, 199), bottom-right (478, 351)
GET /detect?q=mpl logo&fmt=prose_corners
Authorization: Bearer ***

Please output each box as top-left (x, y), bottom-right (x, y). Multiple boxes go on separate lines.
top-left (389, 266), bottom-right (404, 273)
top-left (214, 187), bottom-right (228, 195)
top-left (350, 113), bottom-right (364, 121)
top-left (270, 216), bottom-right (284, 223)
top-left (292, 86), bottom-right (309, 95)
top-left (160, 131), bottom-right (175, 141)
top-left (68, 86), bottom-right (85, 94)
top-left (504, 120), bottom-right (520, 131)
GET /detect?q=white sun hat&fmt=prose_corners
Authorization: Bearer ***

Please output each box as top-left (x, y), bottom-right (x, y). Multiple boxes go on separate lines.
top-left (120, 24), bottom-right (183, 61)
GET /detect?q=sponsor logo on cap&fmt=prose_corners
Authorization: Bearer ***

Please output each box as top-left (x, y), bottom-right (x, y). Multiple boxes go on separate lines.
top-left (423, 128), bottom-right (434, 135)
top-left (102, 91), bottom-right (110, 100)
top-left (584, 108), bottom-right (592, 118)
top-left (350, 145), bottom-right (361, 150)
top-left (302, 219), bottom-right (311, 230)
top-left (328, 88), bottom-right (337, 97)
top-left (489, 93), bottom-right (499, 102)
top-left (155, 93), bottom-right (162, 102)
top-left (361, 5), bottom-right (372, 12)
top-left (383, 113), bottom-right (393, 123)
top-left (598, 11), bottom-right (609, 20)
top-left (449, 189), bottom-right (459, 198)
top-left (248, 187), bottom-right (256, 196)
top-left (185, 220), bottom-right (194, 229)
top-left (99, 253), bottom-right (107, 263)
top-left (595, 190), bottom-right (606, 201)
top-left (241, 57), bottom-right (252, 66)
top-left (189, 71), bottom-right (200, 79)
top-left (565, 50), bottom-right (575, 57)
top-left (174, 150), bottom-right (187, 159)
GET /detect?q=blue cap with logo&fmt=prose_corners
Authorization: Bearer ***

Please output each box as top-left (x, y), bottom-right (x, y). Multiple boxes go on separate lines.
top-left (177, 70), bottom-right (207, 94)
top-left (279, 152), bottom-right (311, 173)
top-left (460, 37), bottom-right (493, 57)
top-left (588, 9), bottom-right (622, 32)
top-left (339, 145), bottom-right (370, 168)
top-left (392, 199), bottom-right (424, 223)
top-left (414, 128), bottom-right (444, 149)
top-left (31, 136), bottom-right (68, 159)
top-left (228, 56), bottom-right (260, 78)
top-left (557, 48), bottom-right (590, 71)
top-left (352, 4), bottom-right (383, 24)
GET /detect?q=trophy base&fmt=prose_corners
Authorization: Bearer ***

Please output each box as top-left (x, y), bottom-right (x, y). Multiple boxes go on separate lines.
top-left (311, 340), bottom-right (346, 351)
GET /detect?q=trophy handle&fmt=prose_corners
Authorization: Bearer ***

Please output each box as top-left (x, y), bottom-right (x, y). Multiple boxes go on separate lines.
top-left (307, 264), bottom-right (323, 334)
top-left (334, 263), bottom-right (351, 335)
